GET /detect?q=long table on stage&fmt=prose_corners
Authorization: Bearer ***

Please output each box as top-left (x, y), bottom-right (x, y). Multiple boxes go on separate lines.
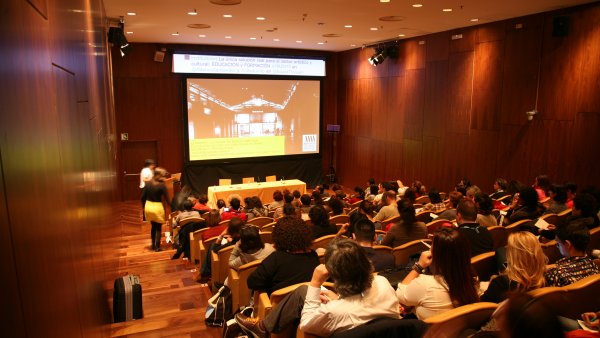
top-left (207, 179), bottom-right (307, 208)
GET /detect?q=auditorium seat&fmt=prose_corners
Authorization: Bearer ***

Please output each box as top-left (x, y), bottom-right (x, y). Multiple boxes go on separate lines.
top-left (426, 219), bottom-right (452, 235)
top-left (259, 231), bottom-right (272, 244)
top-left (494, 195), bottom-right (511, 203)
top-left (470, 252), bottom-right (497, 282)
top-left (562, 274), bottom-right (600, 319)
top-left (229, 260), bottom-right (263, 312)
top-left (487, 226), bottom-right (508, 249)
top-left (415, 210), bottom-right (432, 223)
top-left (256, 283), bottom-right (310, 338)
top-left (261, 222), bottom-right (276, 232)
top-left (246, 216), bottom-right (275, 227)
top-left (528, 286), bottom-right (567, 317)
top-left (219, 178), bottom-right (232, 186)
top-left (349, 200), bottom-right (362, 208)
top-left (381, 215), bottom-right (400, 231)
top-left (541, 240), bottom-right (563, 264)
top-left (186, 222), bottom-right (207, 263)
top-left (538, 213), bottom-right (559, 228)
top-left (424, 302), bottom-right (498, 338)
top-left (211, 245), bottom-right (234, 287)
top-left (311, 234), bottom-right (337, 251)
top-left (504, 219), bottom-right (532, 233)
top-left (415, 195), bottom-right (430, 204)
top-left (556, 209), bottom-right (572, 226)
top-left (330, 214), bottom-right (349, 224)
top-left (392, 239), bottom-right (431, 266)
top-left (372, 245), bottom-right (393, 255)
top-left (242, 177), bottom-right (255, 183)
top-left (587, 226), bottom-right (600, 256)
top-left (199, 236), bottom-right (219, 269)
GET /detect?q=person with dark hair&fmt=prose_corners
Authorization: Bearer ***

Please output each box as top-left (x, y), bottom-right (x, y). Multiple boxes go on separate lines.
top-left (291, 190), bottom-right (302, 208)
top-left (142, 167), bottom-right (170, 251)
top-left (247, 196), bottom-right (268, 219)
top-left (247, 217), bottom-right (319, 295)
top-left (495, 293), bottom-right (564, 338)
top-left (192, 193), bottom-right (211, 213)
top-left (229, 225), bottom-right (275, 269)
top-left (475, 193), bottom-right (497, 228)
top-left (311, 190), bottom-right (325, 206)
top-left (381, 199), bottom-right (427, 247)
top-left (505, 186), bottom-right (542, 224)
top-left (283, 203), bottom-right (300, 218)
top-left (396, 228), bottom-right (479, 319)
top-left (545, 222), bottom-right (599, 286)
top-left (139, 159), bottom-right (156, 219)
top-left (347, 186), bottom-right (365, 205)
top-left (402, 188), bottom-right (417, 204)
top-left (534, 174), bottom-right (551, 201)
top-left (373, 181), bottom-right (392, 204)
top-left (437, 191), bottom-right (463, 220)
top-left (567, 193), bottom-right (600, 229)
top-left (201, 209), bottom-right (224, 241)
top-left (327, 197), bottom-right (345, 216)
top-left (366, 184), bottom-right (379, 202)
top-left (172, 200), bottom-right (200, 228)
top-left (364, 178), bottom-right (376, 196)
top-left (273, 193), bottom-right (295, 218)
top-left (412, 180), bottom-right (425, 198)
top-left (268, 190), bottom-right (284, 211)
top-left (171, 200), bottom-right (205, 260)
top-left (423, 189), bottom-right (445, 213)
top-left (353, 219), bottom-right (395, 271)
top-left (221, 197), bottom-right (248, 222)
top-left (456, 199), bottom-right (493, 257)
top-left (566, 182), bottom-right (578, 209)
top-left (373, 191), bottom-right (399, 222)
top-left (299, 194), bottom-right (312, 214)
top-left (236, 239), bottom-right (401, 337)
top-left (200, 217), bottom-right (244, 279)
top-left (309, 205), bottom-right (338, 239)
top-left (490, 178), bottom-right (509, 200)
top-left (544, 184), bottom-right (569, 214)
top-left (216, 199), bottom-right (226, 211)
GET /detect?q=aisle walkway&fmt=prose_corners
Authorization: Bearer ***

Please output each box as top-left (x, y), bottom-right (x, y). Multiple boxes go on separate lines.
top-left (108, 202), bottom-right (221, 338)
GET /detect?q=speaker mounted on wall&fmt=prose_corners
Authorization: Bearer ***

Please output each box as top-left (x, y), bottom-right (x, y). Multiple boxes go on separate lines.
top-left (552, 16), bottom-right (570, 37)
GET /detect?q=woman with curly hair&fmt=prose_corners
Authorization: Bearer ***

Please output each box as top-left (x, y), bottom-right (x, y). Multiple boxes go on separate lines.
top-left (247, 216), bottom-right (320, 295)
top-left (481, 231), bottom-right (546, 303)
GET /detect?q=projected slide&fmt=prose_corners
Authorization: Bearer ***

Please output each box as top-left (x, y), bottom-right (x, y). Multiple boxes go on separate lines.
top-left (186, 78), bottom-right (320, 161)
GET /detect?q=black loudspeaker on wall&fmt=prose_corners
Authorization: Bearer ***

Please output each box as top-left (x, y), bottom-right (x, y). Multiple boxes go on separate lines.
top-left (552, 16), bottom-right (570, 37)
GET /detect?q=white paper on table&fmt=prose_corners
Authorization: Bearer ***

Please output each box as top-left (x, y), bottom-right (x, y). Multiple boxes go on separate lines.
top-left (430, 213), bottom-right (438, 219)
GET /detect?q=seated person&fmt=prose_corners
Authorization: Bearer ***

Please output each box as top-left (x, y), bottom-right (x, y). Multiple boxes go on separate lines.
top-left (229, 225), bottom-right (275, 269)
top-left (544, 184), bottom-right (569, 215)
top-left (247, 196), bottom-right (268, 219)
top-left (489, 178), bottom-right (509, 200)
top-left (564, 193), bottom-right (600, 229)
top-left (291, 190), bottom-right (303, 208)
top-left (380, 199), bottom-right (427, 247)
top-left (221, 197), bottom-right (248, 222)
top-left (236, 239), bottom-right (400, 337)
top-left (437, 191), bottom-right (463, 220)
top-left (200, 217), bottom-right (243, 279)
top-left (456, 199), bottom-right (493, 257)
top-left (423, 189), bottom-right (446, 213)
top-left (327, 197), bottom-right (345, 216)
top-left (505, 186), bottom-right (543, 224)
top-left (466, 185), bottom-right (481, 201)
top-left (172, 200), bottom-right (200, 228)
top-left (481, 232), bottom-right (546, 303)
top-left (396, 228), bottom-right (479, 320)
top-left (299, 194), bottom-right (312, 218)
top-left (545, 222), bottom-right (599, 287)
top-left (268, 190), bottom-right (284, 211)
top-left (347, 186), bottom-right (365, 205)
top-left (201, 209), bottom-right (224, 241)
top-left (273, 193), bottom-right (294, 219)
top-left (352, 219), bottom-right (395, 271)
top-left (372, 191), bottom-right (399, 223)
top-left (171, 200), bottom-right (204, 260)
top-left (247, 217), bottom-right (320, 295)
top-left (309, 205), bottom-right (338, 240)
top-left (475, 193), bottom-right (498, 228)
top-left (192, 193), bottom-right (211, 213)
top-left (566, 182), bottom-right (577, 209)
top-left (533, 174), bottom-right (551, 201)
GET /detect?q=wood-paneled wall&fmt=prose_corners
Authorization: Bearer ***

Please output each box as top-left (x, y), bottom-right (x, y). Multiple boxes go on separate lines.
top-left (0, 0), bottom-right (118, 336)
top-left (336, 3), bottom-right (600, 193)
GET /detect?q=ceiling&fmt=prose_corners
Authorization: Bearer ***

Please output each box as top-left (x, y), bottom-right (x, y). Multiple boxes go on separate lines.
top-left (104, 0), bottom-right (595, 52)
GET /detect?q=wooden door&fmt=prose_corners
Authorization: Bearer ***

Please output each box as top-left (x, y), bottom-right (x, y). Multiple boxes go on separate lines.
top-left (121, 141), bottom-right (158, 201)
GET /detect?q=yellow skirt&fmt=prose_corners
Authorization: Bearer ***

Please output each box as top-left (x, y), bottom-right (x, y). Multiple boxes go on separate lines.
top-left (144, 201), bottom-right (165, 223)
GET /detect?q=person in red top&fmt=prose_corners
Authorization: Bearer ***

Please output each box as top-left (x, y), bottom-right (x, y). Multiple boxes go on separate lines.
top-left (201, 209), bottom-right (225, 241)
top-left (193, 193), bottom-right (211, 213)
top-left (221, 197), bottom-right (248, 222)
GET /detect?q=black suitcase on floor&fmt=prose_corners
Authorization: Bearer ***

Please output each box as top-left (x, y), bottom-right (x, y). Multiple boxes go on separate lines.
top-left (113, 274), bottom-right (143, 322)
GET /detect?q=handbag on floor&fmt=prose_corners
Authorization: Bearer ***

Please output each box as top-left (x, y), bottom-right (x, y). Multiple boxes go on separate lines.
top-left (205, 285), bottom-right (233, 327)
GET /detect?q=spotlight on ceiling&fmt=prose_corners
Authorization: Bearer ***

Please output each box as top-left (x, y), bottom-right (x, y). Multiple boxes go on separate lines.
top-left (368, 46), bottom-right (387, 66)
top-left (108, 17), bottom-right (132, 57)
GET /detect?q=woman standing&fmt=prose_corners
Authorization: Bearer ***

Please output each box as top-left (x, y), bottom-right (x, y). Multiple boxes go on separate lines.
top-left (142, 167), bottom-right (170, 252)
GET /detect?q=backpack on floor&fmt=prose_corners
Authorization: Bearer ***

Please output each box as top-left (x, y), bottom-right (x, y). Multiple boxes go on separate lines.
top-left (205, 285), bottom-right (233, 327)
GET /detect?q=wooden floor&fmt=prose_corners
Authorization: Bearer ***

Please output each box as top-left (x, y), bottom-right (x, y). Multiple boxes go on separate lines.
top-left (108, 202), bottom-right (222, 338)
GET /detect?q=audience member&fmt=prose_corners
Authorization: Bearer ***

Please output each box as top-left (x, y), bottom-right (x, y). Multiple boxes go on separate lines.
top-left (309, 205), bottom-right (338, 239)
top-left (366, 184), bottom-right (379, 202)
top-left (475, 193), bottom-right (498, 228)
top-left (327, 197), bottom-right (345, 216)
top-left (466, 185), bottom-right (481, 201)
top-left (565, 193), bottom-right (600, 229)
top-left (412, 180), bottom-right (426, 197)
top-left (364, 178), bottom-right (376, 196)
top-left (545, 222), bottom-right (599, 286)
top-left (229, 225), bottom-right (275, 269)
top-left (396, 228), bottom-right (479, 320)
top-left (201, 209), bottom-right (224, 241)
top-left (437, 191), bottom-right (463, 220)
top-left (200, 217), bottom-right (244, 279)
top-left (490, 178), bottom-right (509, 200)
top-left (247, 196), bottom-right (269, 219)
top-left (171, 200), bottom-right (205, 260)
top-left (480, 232), bottom-right (546, 303)
top-left (423, 189), bottom-right (446, 213)
top-left (292, 190), bottom-right (302, 208)
top-left (221, 197), bottom-right (248, 222)
top-left (247, 217), bottom-right (320, 295)
top-left (533, 174), bottom-right (551, 201)
top-left (273, 193), bottom-right (294, 218)
top-left (565, 182), bottom-right (577, 209)
top-left (544, 184), bottom-right (569, 214)
top-left (373, 191), bottom-right (399, 222)
top-left (352, 218), bottom-right (395, 271)
top-left (172, 200), bottom-right (200, 228)
top-left (192, 193), bottom-right (211, 213)
top-left (456, 199), bottom-right (493, 257)
top-left (381, 199), bottom-right (427, 247)
top-left (347, 186), bottom-right (365, 204)
top-left (403, 188), bottom-right (417, 204)
top-left (216, 199), bottom-right (226, 212)
top-left (236, 239), bottom-right (400, 337)
top-left (495, 293), bottom-right (564, 338)
top-left (506, 186), bottom-right (542, 224)
top-left (268, 190), bottom-right (284, 211)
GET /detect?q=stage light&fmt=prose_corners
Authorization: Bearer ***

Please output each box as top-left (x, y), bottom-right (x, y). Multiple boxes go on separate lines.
top-left (108, 26), bottom-right (132, 57)
top-left (368, 46), bottom-right (386, 66)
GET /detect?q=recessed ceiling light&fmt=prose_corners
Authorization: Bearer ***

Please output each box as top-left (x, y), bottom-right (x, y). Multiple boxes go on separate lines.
top-left (198, 34), bottom-right (206, 38)
top-left (126, 31), bottom-right (133, 35)
top-left (370, 27), bottom-right (378, 31)
top-left (273, 38), bottom-right (280, 41)
top-left (225, 35), bottom-right (232, 39)
top-left (380, 0), bottom-right (390, 3)
top-left (188, 9), bottom-right (198, 16)
top-left (470, 18), bottom-right (479, 22)
top-left (171, 32), bottom-right (179, 36)
top-left (250, 37), bottom-right (257, 40)
top-left (344, 25), bottom-right (352, 28)
top-left (398, 34), bottom-right (405, 37)
top-left (412, 4), bottom-right (423, 7)
top-left (223, 14), bottom-right (232, 18)
top-left (350, 44), bottom-right (356, 47)
top-left (256, 17), bottom-right (265, 20)
top-left (296, 40), bottom-right (303, 43)
top-left (127, 12), bottom-right (136, 16)
top-left (317, 42), bottom-right (324, 45)
top-left (442, 8), bottom-right (452, 12)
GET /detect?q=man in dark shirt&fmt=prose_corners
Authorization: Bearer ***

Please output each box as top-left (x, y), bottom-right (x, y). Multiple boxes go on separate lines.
top-left (456, 199), bottom-right (493, 257)
top-left (352, 218), bottom-right (395, 271)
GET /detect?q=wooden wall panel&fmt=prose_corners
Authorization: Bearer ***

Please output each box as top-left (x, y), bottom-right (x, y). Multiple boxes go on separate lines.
top-left (336, 3), bottom-right (600, 192)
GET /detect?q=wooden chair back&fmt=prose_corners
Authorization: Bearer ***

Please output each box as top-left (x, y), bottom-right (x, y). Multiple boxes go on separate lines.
top-left (424, 302), bottom-right (498, 338)
top-left (541, 240), bottom-right (563, 264)
top-left (487, 226), bottom-right (508, 249)
top-left (538, 213), bottom-right (559, 228)
top-left (372, 245), bottom-right (393, 255)
top-left (439, 192), bottom-right (447, 201)
top-left (199, 236), bottom-right (219, 269)
top-left (261, 222), bottom-right (276, 232)
top-left (259, 231), bottom-right (272, 244)
top-left (392, 239), bottom-right (431, 266)
top-left (470, 251), bottom-right (497, 282)
top-left (219, 179), bottom-right (232, 186)
top-left (381, 215), bottom-right (400, 231)
top-left (311, 234), bottom-right (337, 251)
top-left (210, 245), bottom-right (234, 286)
top-left (246, 216), bottom-right (274, 227)
top-left (504, 219), bottom-right (532, 233)
top-left (415, 210), bottom-right (433, 223)
top-left (495, 195), bottom-right (512, 203)
top-left (189, 226), bottom-right (208, 264)
top-left (229, 260), bottom-right (262, 312)
top-left (426, 219), bottom-right (452, 235)
top-left (349, 200), bottom-right (362, 208)
top-left (255, 283), bottom-right (309, 338)
top-left (587, 226), bottom-right (600, 255)
top-left (329, 214), bottom-right (349, 224)
top-left (265, 175), bottom-right (277, 182)
top-left (528, 287), bottom-right (567, 319)
top-left (242, 177), bottom-right (255, 184)
top-left (556, 208), bottom-right (572, 226)
top-left (415, 196), bottom-right (431, 204)
top-left (562, 274), bottom-right (600, 319)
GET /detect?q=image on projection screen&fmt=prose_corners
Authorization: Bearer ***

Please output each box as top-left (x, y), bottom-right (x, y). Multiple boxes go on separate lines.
top-left (186, 78), bottom-right (320, 161)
